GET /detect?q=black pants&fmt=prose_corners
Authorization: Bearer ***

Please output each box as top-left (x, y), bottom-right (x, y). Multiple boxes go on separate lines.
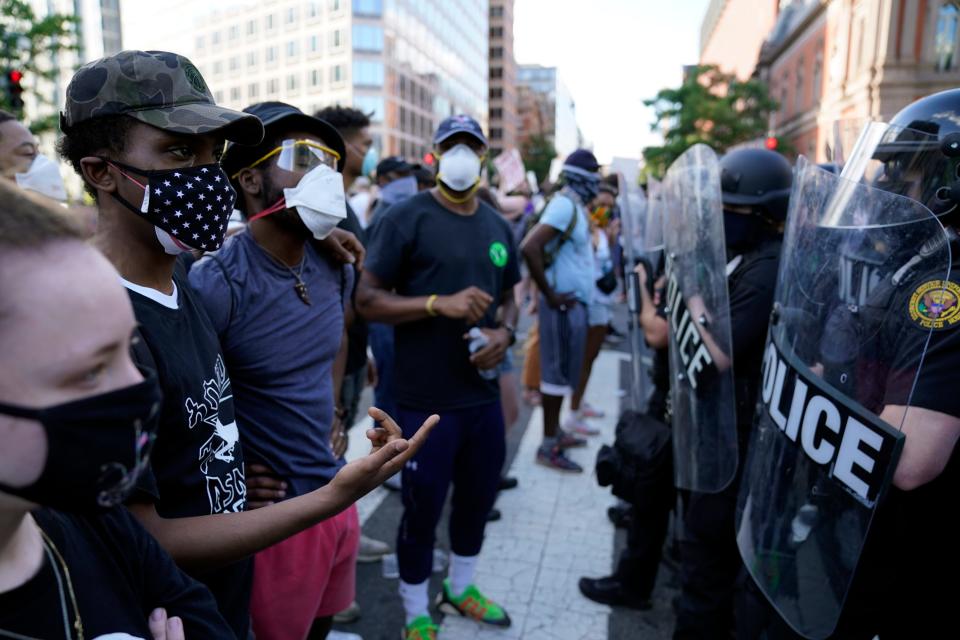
top-left (614, 445), bottom-right (675, 598)
top-left (674, 486), bottom-right (740, 640)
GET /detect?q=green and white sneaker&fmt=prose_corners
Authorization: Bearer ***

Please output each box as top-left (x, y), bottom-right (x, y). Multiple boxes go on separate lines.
top-left (402, 615), bottom-right (438, 640)
top-left (435, 579), bottom-right (512, 628)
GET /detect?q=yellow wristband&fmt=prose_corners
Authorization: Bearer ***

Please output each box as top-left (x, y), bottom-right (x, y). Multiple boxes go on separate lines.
top-left (426, 294), bottom-right (439, 317)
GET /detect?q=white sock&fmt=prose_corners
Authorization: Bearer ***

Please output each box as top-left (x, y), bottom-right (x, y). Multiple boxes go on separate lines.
top-left (399, 579), bottom-right (429, 624)
top-left (449, 552), bottom-right (479, 597)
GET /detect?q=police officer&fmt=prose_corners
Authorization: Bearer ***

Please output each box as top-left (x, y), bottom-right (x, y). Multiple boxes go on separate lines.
top-left (672, 147), bottom-right (791, 639)
top-left (737, 90), bottom-right (960, 640)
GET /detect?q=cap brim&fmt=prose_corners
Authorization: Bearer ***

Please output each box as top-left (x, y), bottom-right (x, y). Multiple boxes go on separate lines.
top-left (434, 129), bottom-right (488, 147)
top-left (129, 102), bottom-right (265, 146)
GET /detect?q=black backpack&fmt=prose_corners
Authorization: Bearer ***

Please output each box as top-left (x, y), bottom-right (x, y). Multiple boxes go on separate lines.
top-left (595, 410), bottom-right (673, 505)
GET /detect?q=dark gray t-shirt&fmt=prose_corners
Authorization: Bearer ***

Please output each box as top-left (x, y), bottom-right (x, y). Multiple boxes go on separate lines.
top-left (189, 231), bottom-right (352, 497)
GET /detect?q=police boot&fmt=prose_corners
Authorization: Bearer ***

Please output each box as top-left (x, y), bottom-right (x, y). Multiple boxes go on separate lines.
top-left (578, 576), bottom-right (651, 610)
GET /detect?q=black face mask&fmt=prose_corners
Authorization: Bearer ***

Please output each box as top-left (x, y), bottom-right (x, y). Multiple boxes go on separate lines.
top-left (723, 209), bottom-right (763, 253)
top-left (105, 159), bottom-right (237, 252)
top-left (0, 372), bottom-right (162, 513)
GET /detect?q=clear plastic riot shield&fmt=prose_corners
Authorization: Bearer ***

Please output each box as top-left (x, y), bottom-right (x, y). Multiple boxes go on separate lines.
top-left (662, 144), bottom-right (739, 492)
top-left (618, 172), bottom-right (650, 410)
top-left (736, 123), bottom-right (951, 639)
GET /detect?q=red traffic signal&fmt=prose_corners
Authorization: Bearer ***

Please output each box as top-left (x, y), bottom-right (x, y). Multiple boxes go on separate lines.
top-left (423, 152), bottom-right (435, 166)
top-left (5, 69), bottom-right (25, 111)
top-left (764, 136), bottom-right (779, 150)
top-left (9, 70), bottom-right (23, 84)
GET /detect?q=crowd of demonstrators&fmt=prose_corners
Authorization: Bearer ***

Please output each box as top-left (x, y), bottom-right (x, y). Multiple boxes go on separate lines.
top-left (5, 43), bottom-right (957, 640)
top-left (357, 115), bottom-right (519, 640)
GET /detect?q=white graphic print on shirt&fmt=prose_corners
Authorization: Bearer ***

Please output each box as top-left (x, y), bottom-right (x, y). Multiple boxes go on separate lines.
top-left (185, 356), bottom-right (246, 513)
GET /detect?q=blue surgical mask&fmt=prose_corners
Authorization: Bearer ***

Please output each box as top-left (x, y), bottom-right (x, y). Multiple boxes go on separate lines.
top-left (380, 175), bottom-right (418, 205)
top-left (361, 147), bottom-right (379, 178)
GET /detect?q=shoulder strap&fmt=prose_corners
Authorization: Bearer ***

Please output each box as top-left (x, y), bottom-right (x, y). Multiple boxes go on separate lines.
top-left (544, 195), bottom-right (580, 267)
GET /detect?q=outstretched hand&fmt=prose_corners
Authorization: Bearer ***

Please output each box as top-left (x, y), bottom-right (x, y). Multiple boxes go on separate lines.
top-left (328, 407), bottom-right (438, 502)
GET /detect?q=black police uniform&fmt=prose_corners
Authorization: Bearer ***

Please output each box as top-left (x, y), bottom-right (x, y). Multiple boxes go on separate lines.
top-left (675, 237), bottom-right (781, 640)
top-left (737, 239), bottom-right (960, 639)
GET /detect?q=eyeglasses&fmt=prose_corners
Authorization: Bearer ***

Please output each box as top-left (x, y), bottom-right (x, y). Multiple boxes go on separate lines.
top-left (234, 139), bottom-right (340, 178)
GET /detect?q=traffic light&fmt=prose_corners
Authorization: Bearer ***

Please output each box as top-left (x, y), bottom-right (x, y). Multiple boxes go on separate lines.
top-left (4, 69), bottom-right (25, 112)
top-left (422, 152), bottom-right (435, 166)
top-left (764, 136), bottom-right (779, 151)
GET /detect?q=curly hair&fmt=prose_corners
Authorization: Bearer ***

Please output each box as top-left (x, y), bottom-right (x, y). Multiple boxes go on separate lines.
top-left (56, 115), bottom-right (135, 196)
top-left (313, 106), bottom-right (371, 138)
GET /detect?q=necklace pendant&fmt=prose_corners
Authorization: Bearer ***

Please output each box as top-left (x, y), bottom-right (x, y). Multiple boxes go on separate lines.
top-left (295, 281), bottom-right (311, 305)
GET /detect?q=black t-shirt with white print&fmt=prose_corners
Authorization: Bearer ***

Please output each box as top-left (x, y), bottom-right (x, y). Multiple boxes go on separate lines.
top-left (124, 271), bottom-right (251, 639)
top-left (0, 508), bottom-right (232, 639)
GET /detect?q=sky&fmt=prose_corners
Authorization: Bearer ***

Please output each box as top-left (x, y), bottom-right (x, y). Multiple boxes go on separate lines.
top-left (514, 0), bottom-right (710, 164)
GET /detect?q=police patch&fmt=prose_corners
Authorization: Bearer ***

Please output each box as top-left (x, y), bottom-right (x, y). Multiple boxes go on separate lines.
top-left (908, 280), bottom-right (960, 330)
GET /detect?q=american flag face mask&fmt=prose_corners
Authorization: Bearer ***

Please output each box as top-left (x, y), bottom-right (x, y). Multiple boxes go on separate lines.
top-left (104, 158), bottom-right (238, 252)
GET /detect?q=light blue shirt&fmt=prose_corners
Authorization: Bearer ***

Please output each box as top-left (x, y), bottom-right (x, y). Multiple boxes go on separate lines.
top-left (540, 191), bottom-right (595, 305)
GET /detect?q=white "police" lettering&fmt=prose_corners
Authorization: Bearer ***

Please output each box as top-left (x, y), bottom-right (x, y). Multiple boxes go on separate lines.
top-left (759, 341), bottom-right (900, 504)
top-left (666, 272), bottom-right (715, 390)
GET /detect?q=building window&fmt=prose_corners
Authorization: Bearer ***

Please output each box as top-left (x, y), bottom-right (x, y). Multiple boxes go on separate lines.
top-left (246, 20), bottom-right (257, 36)
top-left (937, 2), bottom-right (960, 71)
top-left (310, 69), bottom-right (322, 87)
top-left (265, 14), bottom-right (276, 31)
top-left (331, 64), bottom-right (344, 84)
top-left (214, 90), bottom-right (224, 103)
top-left (266, 46), bottom-right (278, 63)
top-left (213, 60), bottom-right (223, 75)
top-left (195, 35), bottom-right (205, 50)
top-left (490, 6), bottom-right (504, 17)
top-left (331, 29), bottom-right (343, 50)
top-left (308, 35), bottom-right (321, 54)
top-left (352, 0), bottom-right (382, 16)
top-left (267, 78), bottom-right (279, 95)
top-left (332, 0), bottom-right (344, 12)
top-left (490, 26), bottom-right (503, 38)
top-left (247, 51), bottom-right (257, 68)
top-left (794, 58), bottom-right (804, 112)
top-left (352, 24), bottom-right (384, 51)
top-left (248, 83), bottom-right (259, 99)
top-left (286, 7), bottom-right (298, 24)
top-left (286, 40), bottom-right (299, 57)
top-left (490, 128), bottom-right (503, 140)
top-left (353, 60), bottom-right (384, 86)
top-left (490, 67), bottom-right (503, 79)
top-left (229, 56), bottom-right (240, 72)
top-left (490, 107), bottom-right (503, 119)
top-left (228, 25), bottom-right (239, 41)
top-left (490, 87), bottom-right (503, 99)
top-left (287, 74), bottom-right (299, 91)
top-left (307, 2), bottom-right (321, 19)
top-left (211, 31), bottom-right (221, 46)
top-left (490, 47), bottom-right (503, 59)
top-left (230, 86), bottom-right (241, 101)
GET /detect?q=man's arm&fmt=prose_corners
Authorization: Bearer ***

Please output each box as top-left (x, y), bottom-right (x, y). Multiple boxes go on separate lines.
top-left (356, 269), bottom-right (493, 326)
top-left (127, 409), bottom-right (438, 572)
top-left (880, 404), bottom-right (960, 490)
top-left (520, 223), bottom-right (561, 305)
top-left (635, 263), bottom-right (668, 349)
top-left (468, 289), bottom-right (518, 370)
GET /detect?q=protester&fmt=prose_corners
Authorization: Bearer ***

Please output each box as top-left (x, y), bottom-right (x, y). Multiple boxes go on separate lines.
top-left (358, 114), bottom-right (519, 640)
top-left (0, 180), bottom-right (232, 638)
top-left (412, 162), bottom-right (437, 190)
top-left (521, 149), bottom-right (602, 472)
top-left (368, 155), bottom-right (417, 224)
top-left (57, 49), bottom-right (436, 637)
top-left (0, 109), bottom-right (68, 202)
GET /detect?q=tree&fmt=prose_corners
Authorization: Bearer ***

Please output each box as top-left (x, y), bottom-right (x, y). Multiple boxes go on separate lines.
top-left (521, 134), bottom-right (556, 186)
top-left (0, 0), bottom-right (79, 132)
top-left (642, 64), bottom-right (779, 178)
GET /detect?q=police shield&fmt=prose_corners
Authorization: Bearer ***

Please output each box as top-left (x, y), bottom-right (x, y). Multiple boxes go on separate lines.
top-left (617, 171), bottom-right (650, 410)
top-left (662, 144), bottom-right (739, 492)
top-left (736, 124), bottom-right (951, 638)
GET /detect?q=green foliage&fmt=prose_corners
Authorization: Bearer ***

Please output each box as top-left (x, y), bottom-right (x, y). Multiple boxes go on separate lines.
top-left (0, 0), bottom-right (79, 131)
top-left (642, 65), bottom-right (779, 178)
top-left (521, 134), bottom-right (556, 185)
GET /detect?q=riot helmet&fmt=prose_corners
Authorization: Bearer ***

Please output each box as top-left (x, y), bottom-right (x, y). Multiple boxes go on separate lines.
top-left (719, 148), bottom-right (792, 251)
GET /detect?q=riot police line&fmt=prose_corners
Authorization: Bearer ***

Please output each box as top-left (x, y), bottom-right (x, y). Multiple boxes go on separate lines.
top-left (598, 89), bottom-right (960, 639)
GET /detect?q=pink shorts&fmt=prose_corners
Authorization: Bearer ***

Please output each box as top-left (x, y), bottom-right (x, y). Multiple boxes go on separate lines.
top-left (250, 504), bottom-right (360, 640)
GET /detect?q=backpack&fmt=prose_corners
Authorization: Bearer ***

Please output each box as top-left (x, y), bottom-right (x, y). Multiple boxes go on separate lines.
top-left (522, 193), bottom-right (579, 268)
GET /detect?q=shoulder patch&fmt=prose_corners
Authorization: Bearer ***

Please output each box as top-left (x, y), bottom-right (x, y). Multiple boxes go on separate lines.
top-left (908, 279), bottom-right (960, 330)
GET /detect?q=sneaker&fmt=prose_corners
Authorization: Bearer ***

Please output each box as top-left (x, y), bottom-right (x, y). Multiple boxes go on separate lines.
top-left (436, 579), bottom-right (512, 628)
top-left (402, 616), bottom-right (438, 640)
top-left (333, 600), bottom-right (361, 624)
top-left (556, 430), bottom-right (587, 449)
top-left (357, 534), bottom-right (391, 563)
top-left (563, 415), bottom-right (600, 436)
top-left (580, 402), bottom-right (606, 419)
top-left (536, 444), bottom-right (583, 472)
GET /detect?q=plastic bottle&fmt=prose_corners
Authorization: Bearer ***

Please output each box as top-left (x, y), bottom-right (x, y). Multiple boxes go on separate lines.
top-left (467, 327), bottom-right (499, 380)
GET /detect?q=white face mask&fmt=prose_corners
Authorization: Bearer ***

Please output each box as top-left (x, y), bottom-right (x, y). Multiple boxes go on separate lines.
top-left (15, 154), bottom-right (67, 202)
top-left (155, 227), bottom-right (192, 255)
top-left (284, 164), bottom-right (347, 240)
top-left (437, 144), bottom-right (482, 192)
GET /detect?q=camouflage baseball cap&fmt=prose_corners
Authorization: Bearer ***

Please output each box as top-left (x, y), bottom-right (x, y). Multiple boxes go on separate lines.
top-left (60, 50), bottom-right (263, 145)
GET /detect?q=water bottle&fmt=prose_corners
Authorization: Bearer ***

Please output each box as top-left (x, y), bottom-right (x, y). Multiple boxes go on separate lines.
top-left (467, 327), bottom-right (499, 380)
